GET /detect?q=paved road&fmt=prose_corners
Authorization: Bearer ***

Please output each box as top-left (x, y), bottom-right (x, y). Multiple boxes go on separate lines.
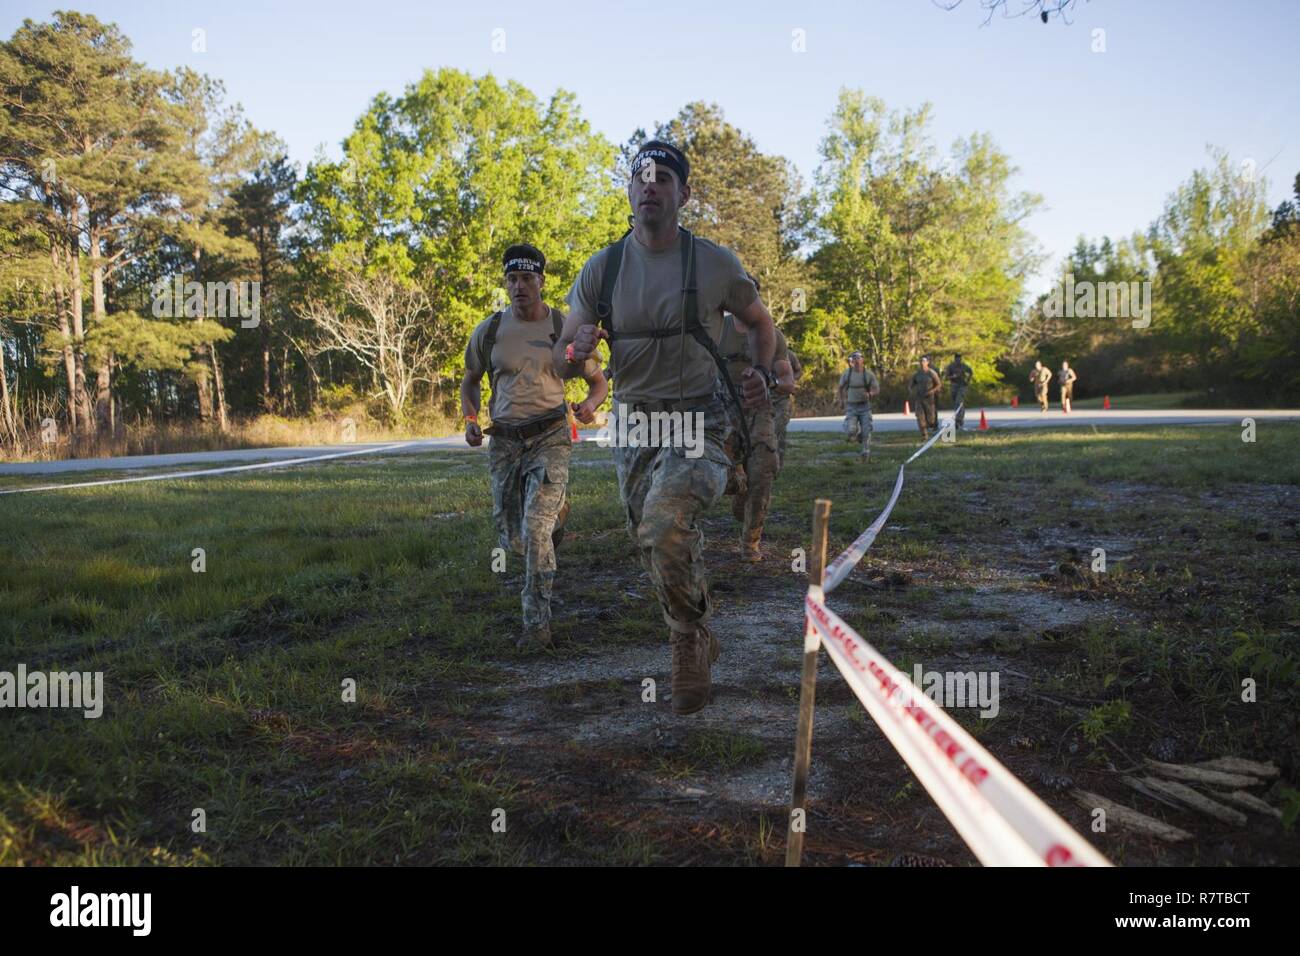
top-left (1, 407), bottom-right (1295, 477)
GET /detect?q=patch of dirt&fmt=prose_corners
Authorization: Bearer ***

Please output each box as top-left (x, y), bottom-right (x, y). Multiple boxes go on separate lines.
top-left (412, 460), bottom-right (1300, 866)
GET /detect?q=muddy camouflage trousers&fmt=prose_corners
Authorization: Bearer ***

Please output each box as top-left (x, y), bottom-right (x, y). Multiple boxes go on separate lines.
top-left (732, 402), bottom-right (781, 547)
top-left (913, 397), bottom-right (938, 434)
top-left (612, 394), bottom-right (733, 636)
top-left (773, 394), bottom-right (793, 465)
top-left (950, 384), bottom-right (968, 428)
top-left (843, 401), bottom-right (873, 453)
top-left (489, 422), bottom-right (570, 631)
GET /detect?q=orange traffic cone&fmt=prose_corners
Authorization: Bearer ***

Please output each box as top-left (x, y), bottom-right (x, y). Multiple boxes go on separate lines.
top-left (1011, 396), bottom-right (1019, 408)
top-left (978, 409), bottom-right (989, 431)
top-left (904, 400), bottom-right (911, 416)
top-left (1103, 395), bottom-right (1111, 410)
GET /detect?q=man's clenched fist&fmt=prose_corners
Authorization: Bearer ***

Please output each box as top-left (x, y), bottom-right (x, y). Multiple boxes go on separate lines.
top-left (740, 367), bottom-right (770, 409)
top-left (568, 324), bottom-right (607, 364)
top-left (465, 421), bottom-right (483, 446)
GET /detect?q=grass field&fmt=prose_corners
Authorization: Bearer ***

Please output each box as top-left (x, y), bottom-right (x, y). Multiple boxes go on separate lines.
top-left (1070, 391), bottom-right (1198, 410)
top-left (2, 420), bottom-right (1298, 865)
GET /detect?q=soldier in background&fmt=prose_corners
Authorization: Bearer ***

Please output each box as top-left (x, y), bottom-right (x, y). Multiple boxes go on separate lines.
top-left (1058, 360), bottom-right (1077, 414)
top-left (461, 243), bottom-right (607, 650)
top-left (908, 356), bottom-right (943, 439)
top-left (943, 352), bottom-right (973, 430)
top-left (717, 287), bottom-right (796, 562)
top-left (837, 351), bottom-right (880, 460)
top-left (774, 348), bottom-right (802, 464)
top-left (1032, 360), bottom-right (1052, 412)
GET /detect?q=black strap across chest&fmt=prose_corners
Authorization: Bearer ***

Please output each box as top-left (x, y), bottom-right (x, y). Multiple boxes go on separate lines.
top-left (594, 227), bottom-right (750, 466)
top-left (480, 306), bottom-right (566, 419)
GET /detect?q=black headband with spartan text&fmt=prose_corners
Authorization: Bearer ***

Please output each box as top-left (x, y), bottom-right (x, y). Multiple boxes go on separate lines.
top-left (503, 257), bottom-right (544, 275)
top-left (631, 147), bottom-right (687, 185)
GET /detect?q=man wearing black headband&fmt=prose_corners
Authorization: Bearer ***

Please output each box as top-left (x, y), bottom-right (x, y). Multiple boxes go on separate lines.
top-left (461, 243), bottom-right (606, 650)
top-left (552, 139), bottom-right (779, 715)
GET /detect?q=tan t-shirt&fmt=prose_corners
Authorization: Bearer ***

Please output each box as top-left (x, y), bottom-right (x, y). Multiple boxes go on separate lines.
top-left (909, 367), bottom-right (943, 399)
top-left (716, 313), bottom-right (789, 384)
top-left (566, 231), bottom-right (757, 403)
top-left (839, 366), bottom-right (880, 404)
top-left (464, 306), bottom-right (574, 423)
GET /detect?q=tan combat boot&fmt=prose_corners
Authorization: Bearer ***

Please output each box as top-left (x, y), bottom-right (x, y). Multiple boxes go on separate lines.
top-left (741, 529), bottom-right (762, 563)
top-left (670, 626), bottom-right (715, 715)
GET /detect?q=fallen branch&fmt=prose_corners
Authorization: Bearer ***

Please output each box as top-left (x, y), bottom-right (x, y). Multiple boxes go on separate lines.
top-left (1144, 758), bottom-right (1259, 789)
top-left (1132, 776), bottom-right (1247, 826)
top-left (1208, 789), bottom-right (1282, 821)
top-left (1121, 776), bottom-right (1188, 811)
top-left (1194, 757), bottom-right (1280, 780)
top-left (1071, 789), bottom-right (1192, 843)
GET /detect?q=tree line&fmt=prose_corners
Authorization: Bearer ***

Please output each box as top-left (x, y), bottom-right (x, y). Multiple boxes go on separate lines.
top-left (1019, 156), bottom-right (1300, 403)
top-left (2, 12), bottom-right (1296, 455)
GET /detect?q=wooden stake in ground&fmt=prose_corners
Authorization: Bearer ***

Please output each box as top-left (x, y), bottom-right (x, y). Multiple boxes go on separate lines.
top-left (786, 498), bottom-right (831, 867)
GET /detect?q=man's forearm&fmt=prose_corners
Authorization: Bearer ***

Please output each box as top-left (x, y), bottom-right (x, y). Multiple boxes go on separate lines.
top-left (552, 337), bottom-right (581, 380)
top-left (584, 370), bottom-right (608, 408)
top-left (745, 319), bottom-right (776, 371)
top-left (459, 380), bottom-right (481, 419)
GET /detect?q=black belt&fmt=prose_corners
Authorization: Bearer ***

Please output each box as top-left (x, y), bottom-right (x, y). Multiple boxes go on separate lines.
top-left (620, 394), bottom-right (715, 415)
top-left (486, 413), bottom-right (566, 441)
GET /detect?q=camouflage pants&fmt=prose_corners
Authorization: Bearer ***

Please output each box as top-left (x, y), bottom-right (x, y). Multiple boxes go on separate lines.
top-left (489, 423), bottom-right (570, 631)
top-left (773, 395), bottom-right (793, 466)
top-left (1035, 385), bottom-right (1049, 412)
top-left (913, 397), bottom-right (938, 434)
top-left (732, 403), bottom-right (781, 547)
top-left (612, 394), bottom-right (732, 635)
top-left (951, 384), bottom-right (968, 428)
top-left (844, 402), bottom-right (873, 453)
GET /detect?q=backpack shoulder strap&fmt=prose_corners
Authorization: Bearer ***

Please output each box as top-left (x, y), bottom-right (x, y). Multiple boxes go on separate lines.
top-left (676, 229), bottom-right (752, 468)
top-left (480, 310), bottom-right (504, 409)
top-left (550, 307), bottom-right (563, 343)
top-left (596, 230), bottom-right (631, 338)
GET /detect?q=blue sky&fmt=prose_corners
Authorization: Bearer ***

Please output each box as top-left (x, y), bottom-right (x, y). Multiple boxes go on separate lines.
top-left (6, 0), bottom-right (1298, 294)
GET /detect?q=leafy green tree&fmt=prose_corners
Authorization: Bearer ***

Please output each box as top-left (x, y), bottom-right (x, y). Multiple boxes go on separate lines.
top-left (297, 68), bottom-right (626, 414)
top-left (1233, 172), bottom-right (1300, 400)
top-left (808, 90), bottom-right (1040, 390)
top-left (1147, 147), bottom-right (1270, 372)
top-left (0, 12), bottom-right (228, 437)
top-left (222, 155), bottom-right (298, 414)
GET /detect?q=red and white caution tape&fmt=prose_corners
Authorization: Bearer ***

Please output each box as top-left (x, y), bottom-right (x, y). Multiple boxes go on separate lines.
top-left (905, 403), bottom-right (961, 465)
top-left (821, 405), bottom-right (960, 595)
top-left (822, 464), bottom-right (905, 595)
top-left (804, 590), bottom-right (1110, 867)
top-left (0, 442), bottom-right (416, 495)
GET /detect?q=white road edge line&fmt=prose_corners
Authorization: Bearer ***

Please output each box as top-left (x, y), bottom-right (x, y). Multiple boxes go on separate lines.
top-left (0, 442), bottom-right (417, 495)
